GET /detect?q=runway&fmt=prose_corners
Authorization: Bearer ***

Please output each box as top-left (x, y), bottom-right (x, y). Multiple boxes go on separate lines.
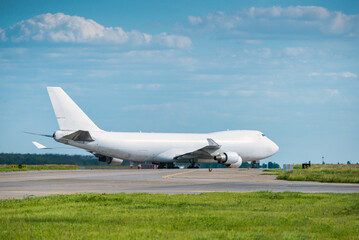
top-left (1, 169), bottom-right (358, 199)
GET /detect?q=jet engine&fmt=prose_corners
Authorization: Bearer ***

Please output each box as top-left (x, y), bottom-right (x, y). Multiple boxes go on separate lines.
top-left (108, 158), bottom-right (123, 165)
top-left (214, 152), bottom-right (242, 168)
top-left (98, 155), bottom-right (123, 165)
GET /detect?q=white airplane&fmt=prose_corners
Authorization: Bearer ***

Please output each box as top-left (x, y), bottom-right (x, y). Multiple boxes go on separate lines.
top-left (32, 87), bottom-right (279, 168)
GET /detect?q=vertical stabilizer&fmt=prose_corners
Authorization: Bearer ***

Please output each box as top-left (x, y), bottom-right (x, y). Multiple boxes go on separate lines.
top-left (47, 87), bottom-right (101, 131)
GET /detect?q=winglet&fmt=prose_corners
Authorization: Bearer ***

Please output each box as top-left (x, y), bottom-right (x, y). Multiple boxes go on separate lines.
top-left (32, 141), bottom-right (51, 149)
top-left (207, 138), bottom-right (220, 147)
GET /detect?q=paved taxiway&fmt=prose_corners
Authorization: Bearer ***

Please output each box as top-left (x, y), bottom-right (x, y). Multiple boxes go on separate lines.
top-left (1, 169), bottom-right (358, 199)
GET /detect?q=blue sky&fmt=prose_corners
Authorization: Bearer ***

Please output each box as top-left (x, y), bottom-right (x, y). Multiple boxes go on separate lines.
top-left (1, 0), bottom-right (358, 164)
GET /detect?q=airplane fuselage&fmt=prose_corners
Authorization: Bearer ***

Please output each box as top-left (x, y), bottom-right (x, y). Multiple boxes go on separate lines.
top-left (54, 129), bottom-right (279, 164)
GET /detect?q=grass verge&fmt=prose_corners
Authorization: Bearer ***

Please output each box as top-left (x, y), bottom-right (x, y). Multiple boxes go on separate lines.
top-left (81, 165), bottom-right (132, 169)
top-left (1, 192), bottom-right (358, 240)
top-left (261, 169), bottom-right (282, 175)
top-left (277, 164), bottom-right (359, 183)
top-left (0, 164), bottom-right (78, 172)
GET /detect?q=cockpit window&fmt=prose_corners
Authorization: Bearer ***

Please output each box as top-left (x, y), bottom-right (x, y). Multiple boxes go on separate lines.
top-left (261, 133), bottom-right (265, 137)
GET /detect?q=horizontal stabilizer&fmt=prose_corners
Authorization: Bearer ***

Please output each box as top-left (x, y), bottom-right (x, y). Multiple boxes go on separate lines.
top-left (62, 130), bottom-right (94, 142)
top-left (32, 141), bottom-right (52, 149)
top-left (31, 141), bottom-right (78, 150)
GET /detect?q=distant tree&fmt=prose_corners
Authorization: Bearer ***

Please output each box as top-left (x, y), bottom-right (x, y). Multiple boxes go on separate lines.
top-left (322, 161), bottom-right (325, 165)
top-left (261, 163), bottom-right (268, 169)
top-left (240, 162), bottom-right (251, 168)
top-left (347, 161), bottom-right (351, 165)
top-left (268, 162), bottom-right (280, 169)
top-left (0, 153), bottom-right (106, 166)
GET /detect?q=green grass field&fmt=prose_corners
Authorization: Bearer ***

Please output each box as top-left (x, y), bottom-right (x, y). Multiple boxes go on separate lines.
top-left (1, 192), bottom-right (358, 239)
top-left (262, 169), bottom-right (282, 175)
top-left (81, 165), bottom-right (132, 169)
top-left (0, 164), bottom-right (78, 172)
top-left (277, 164), bottom-right (359, 183)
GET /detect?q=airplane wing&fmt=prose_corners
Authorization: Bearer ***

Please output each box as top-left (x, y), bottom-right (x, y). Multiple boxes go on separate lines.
top-left (174, 138), bottom-right (221, 161)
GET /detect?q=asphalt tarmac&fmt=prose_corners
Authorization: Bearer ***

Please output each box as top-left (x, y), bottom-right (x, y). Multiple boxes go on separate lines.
top-left (1, 169), bottom-right (358, 199)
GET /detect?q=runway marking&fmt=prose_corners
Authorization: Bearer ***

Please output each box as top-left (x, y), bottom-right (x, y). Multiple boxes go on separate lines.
top-left (162, 170), bottom-right (198, 179)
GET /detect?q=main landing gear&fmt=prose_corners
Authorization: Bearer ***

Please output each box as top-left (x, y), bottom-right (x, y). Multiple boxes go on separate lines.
top-left (187, 160), bottom-right (200, 168)
top-left (156, 160), bottom-right (200, 169)
top-left (157, 162), bottom-right (179, 169)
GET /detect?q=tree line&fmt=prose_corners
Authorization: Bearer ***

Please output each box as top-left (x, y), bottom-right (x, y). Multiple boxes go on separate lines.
top-left (0, 153), bottom-right (281, 168)
top-left (0, 153), bottom-right (104, 166)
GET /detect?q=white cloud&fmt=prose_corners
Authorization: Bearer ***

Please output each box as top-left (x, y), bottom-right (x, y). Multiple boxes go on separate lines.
top-left (243, 48), bottom-right (271, 58)
top-left (188, 16), bottom-right (202, 25)
top-left (152, 33), bottom-right (191, 49)
top-left (242, 39), bottom-right (263, 45)
top-left (185, 6), bottom-right (359, 38)
top-left (326, 89), bottom-right (339, 96)
top-left (308, 72), bottom-right (357, 78)
top-left (265, 90), bottom-right (282, 98)
top-left (195, 89), bottom-right (257, 97)
top-left (0, 28), bottom-right (4, 41)
top-left (247, 6), bottom-right (331, 19)
top-left (236, 90), bottom-right (255, 96)
top-left (283, 47), bottom-right (309, 56)
top-left (122, 103), bottom-right (172, 111)
top-left (342, 72), bottom-right (357, 78)
top-left (134, 84), bottom-right (162, 90)
top-left (201, 90), bottom-right (229, 97)
top-left (0, 13), bottom-right (191, 48)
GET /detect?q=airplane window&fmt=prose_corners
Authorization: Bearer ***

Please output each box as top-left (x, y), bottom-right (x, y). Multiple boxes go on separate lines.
top-left (262, 133), bottom-right (265, 137)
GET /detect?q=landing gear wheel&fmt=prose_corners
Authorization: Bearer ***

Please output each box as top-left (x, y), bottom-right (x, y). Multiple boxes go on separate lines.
top-left (187, 161), bottom-right (200, 168)
top-left (158, 163), bottom-right (166, 169)
top-left (251, 161), bottom-right (258, 168)
top-left (158, 162), bottom-right (179, 169)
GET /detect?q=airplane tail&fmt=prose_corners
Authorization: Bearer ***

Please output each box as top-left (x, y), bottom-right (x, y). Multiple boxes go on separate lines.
top-left (47, 87), bottom-right (101, 131)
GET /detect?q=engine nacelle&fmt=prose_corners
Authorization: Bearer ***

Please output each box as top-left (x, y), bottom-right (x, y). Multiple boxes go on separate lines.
top-left (98, 155), bottom-right (123, 165)
top-left (109, 158), bottom-right (123, 165)
top-left (228, 157), bottom-right (242, 168)
top-left (214, 152), bottom-right (243, 168)
top-left (214, 152), bottom-right (239, 164)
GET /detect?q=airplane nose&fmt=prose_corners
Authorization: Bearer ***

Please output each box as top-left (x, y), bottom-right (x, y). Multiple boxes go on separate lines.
top-left (272, 141), bottom-right (279, 154)
top-left (266, 139), bottom-right (279, 157)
